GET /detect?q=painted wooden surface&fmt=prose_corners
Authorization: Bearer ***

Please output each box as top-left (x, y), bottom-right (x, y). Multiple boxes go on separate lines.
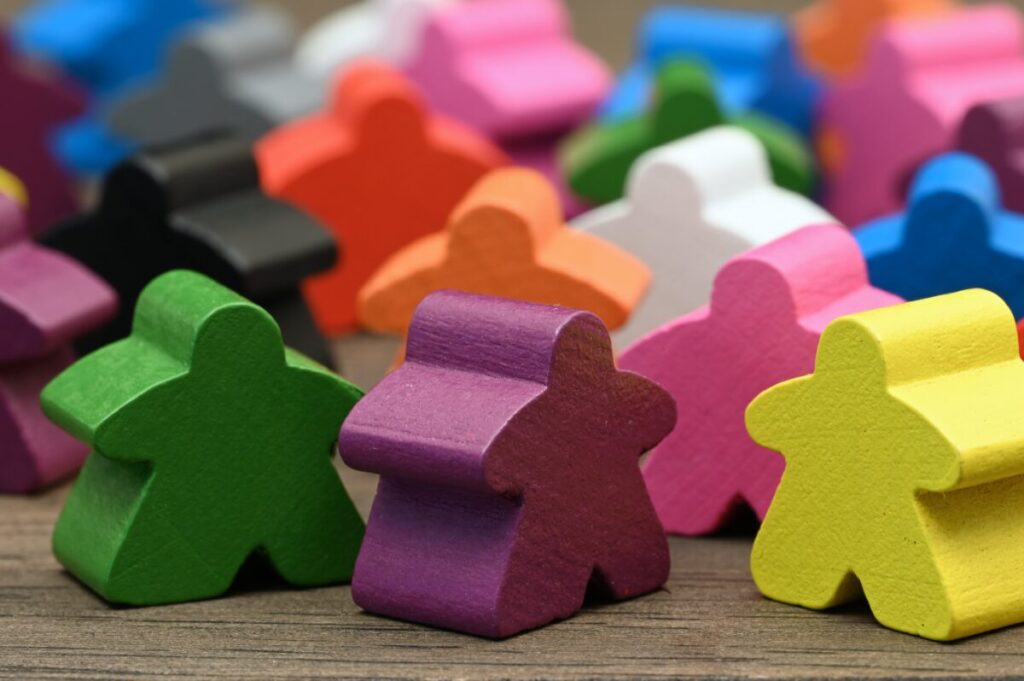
top-left (44, 271), bottom-right (364, 606)
top-left (574, 126), bottom-right (833, 349)
top-left (341, 292), bottom-right (673, 639)
top-left (959, 95), bottom-right (1024, 214)
top-left (0, 195), bottom-right (116, 493)
top-left (748, 289), bottom-right (1024, 640)
top-left (563, 60), bottom-right (815, 204)
top-left (294, 0), bottom-right (453, 79)
top-left (0, 166), bottom-right (27, 204)
top-left (107, 6), bottom-right (323, 149)
top-left (357, 167), bottom-right (649, 339)
top-left (619, 225), bottom-right (900, 536)
top-left (403, 0), bottom-right (609, 216)
top-left (42, 134), bottom-right (336, 367)
top-left (795, 0), bottom-right (953, 79)
top-left (257, 61), bottom-right (507, 335)
top-left (0, 28), bottom-right (83, 232)
top-left (11, 0), bottom-right (228, 174)
top-left (404, 0), bottom-right (608, 142)
top-left (855, 153), bottom-right (1024, 318)
top-left (820, 4), bottom-right (1024, 225)
top-left (600, 5), bottom-right (820, 136)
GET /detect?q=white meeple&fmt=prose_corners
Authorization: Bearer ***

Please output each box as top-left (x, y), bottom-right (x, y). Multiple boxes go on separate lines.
top-left (294, 0), bottom-right (455, 80)
top-left (573, 126), bottom-right (836, 349)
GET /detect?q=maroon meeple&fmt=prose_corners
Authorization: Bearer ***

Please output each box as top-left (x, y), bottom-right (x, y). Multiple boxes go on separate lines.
top-left (960, 96), bottom-right (1024, 213)
top-left (0, 29), bottom-right (84, 233)
top-left (339, 291), bottom-right (676, 638)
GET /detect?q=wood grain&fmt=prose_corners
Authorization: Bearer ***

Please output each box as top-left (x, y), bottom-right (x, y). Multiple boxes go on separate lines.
top-left (3, 435), bottom-right (1024, 678)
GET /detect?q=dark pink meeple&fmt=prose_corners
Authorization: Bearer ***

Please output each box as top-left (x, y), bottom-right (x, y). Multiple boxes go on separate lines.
top-left (618, 225), bottom-right (902, 536)
top-left (0, 195), bottom-right (116, 492)
top-left (0, 29), bottom-right (84, 233)
top-left (339, 291), bottom-right (675, 638)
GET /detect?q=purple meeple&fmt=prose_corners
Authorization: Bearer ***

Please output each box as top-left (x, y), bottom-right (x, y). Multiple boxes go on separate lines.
top-left (339, 290), bottom-right (676, 638)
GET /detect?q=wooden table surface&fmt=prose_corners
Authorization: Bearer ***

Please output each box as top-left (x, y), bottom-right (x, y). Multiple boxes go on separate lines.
top-left (5, 462), bottom-right (1024, 680)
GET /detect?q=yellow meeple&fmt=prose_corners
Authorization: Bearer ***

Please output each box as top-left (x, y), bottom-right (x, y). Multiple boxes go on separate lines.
top-left (746, 289), bottom-right (1024, 641)
top-left (0, 167), bottom-right (27, 206)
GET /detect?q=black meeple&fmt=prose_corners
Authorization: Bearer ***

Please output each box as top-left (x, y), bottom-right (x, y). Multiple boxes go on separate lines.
top-left (41, 133), bottom-right (338, 368)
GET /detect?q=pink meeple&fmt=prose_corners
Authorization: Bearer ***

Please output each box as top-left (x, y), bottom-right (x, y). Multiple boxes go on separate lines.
top-left (0, 195), bottom-right (116, 492)
top-left (619, 225), bottom-right (901, 535)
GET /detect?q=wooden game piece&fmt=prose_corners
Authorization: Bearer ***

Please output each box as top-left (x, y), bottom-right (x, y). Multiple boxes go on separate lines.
top-left (256, 61), bottom-right (508, 335)
top-left (855, 152), bottom-right (1024, 318)
top-left (600, 6), bottom-right (821, 137)
top-left (0, 195), bottom-right (117, 493)
top-left (0, 198), bottom-right (115, 358)
top-left (13, 0), bottom-right (230, 174)
top-left (339, 290), bottom-right (675, 638)
top-left (105, 6), bottom-right (323, 150)
top-left (562, 60), bottom-right (815, 205)
top-left (506, 134), bottom-right (594, 219)
top-left (358, 167), bottom-right (651, 340)
top-left (294, 0), bottom-right (453, 80)
top-left (573, 126), bottom-right (833, 348)
top-left (820, 4), bottom-right (1024, 225)
top-left (747, 289), bottom-right (1024, 640)
top-left (50, 114), bottom-right (135, 175)
top-left (44, 270), bottom-right (364, 606)
top-left (619, 225), bottom-right (901, 536)
top-left (958, 96), bottom-right (1024, 213)
top-left (0, 30), bottom-right (83, 232)
top-left (403, 0), bottom-right (610, 216)
top-left (13, 0), bottom-right (229, 98)
top-left (795, 0), bottom-right (953, 79)
top-left (405, 0), bottom-right (607, 143)
top-left (0, 168), bottom-right (27, 205)
top-left (41, 134), bottom-right (336, 368)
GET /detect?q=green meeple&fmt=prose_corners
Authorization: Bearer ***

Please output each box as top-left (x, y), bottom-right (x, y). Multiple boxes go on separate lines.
top-left (43, 270), bottom-right (364, 605)
top-left (561, 60), bottom-right (815, 204)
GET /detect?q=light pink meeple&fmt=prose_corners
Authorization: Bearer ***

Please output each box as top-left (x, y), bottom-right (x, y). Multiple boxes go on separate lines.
top-left (822, 4), bottom-right (1024, 225)
top-left (403, 0), bottom-right (609, 216)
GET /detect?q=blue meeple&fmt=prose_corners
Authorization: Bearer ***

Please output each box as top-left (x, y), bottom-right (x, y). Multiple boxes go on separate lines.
top-left (12, 0), bottom-right (230, 173)
top-left (599, 6), bottom-right (821, 137)
top-left (856, 153), bottom-right (1024, 318)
